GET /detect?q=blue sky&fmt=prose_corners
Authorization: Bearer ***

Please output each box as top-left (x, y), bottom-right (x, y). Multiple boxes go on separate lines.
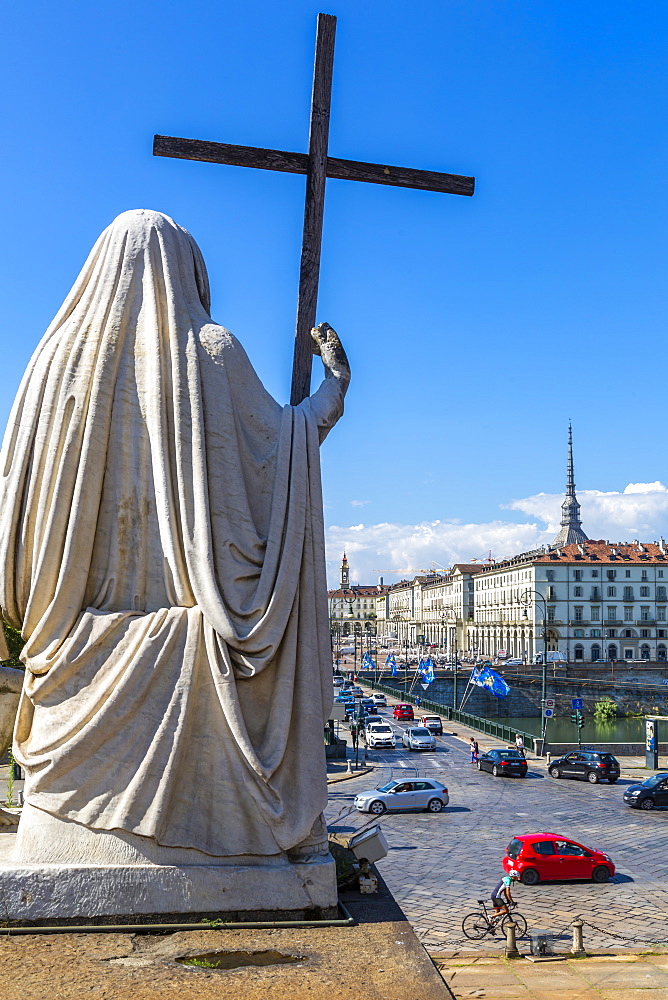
top-left (2, 1), bottom-right (667, 584)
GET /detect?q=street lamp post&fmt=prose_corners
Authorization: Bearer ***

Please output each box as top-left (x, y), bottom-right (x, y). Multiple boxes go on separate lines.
top-left (329, 593), bottom-right (357, 675)
top-left (441, 609), bottom-right (459, 711)
top-left (521, 589), bottom-right (549, 744)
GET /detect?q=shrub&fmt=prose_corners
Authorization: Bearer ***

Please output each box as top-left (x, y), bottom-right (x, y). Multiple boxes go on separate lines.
top-left (1, 623), bottom-right (24, 670)
top-left (593, 698), bottom-right (617, 722)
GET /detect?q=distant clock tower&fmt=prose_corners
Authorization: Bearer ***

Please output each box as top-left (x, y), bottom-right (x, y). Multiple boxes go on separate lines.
top-left (340, 552), bottom-right (350, 589)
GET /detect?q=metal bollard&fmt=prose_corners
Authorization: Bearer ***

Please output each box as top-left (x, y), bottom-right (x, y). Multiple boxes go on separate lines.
top-left (571, 919), bottom-right (586, 956)
top-left (504, 920), bottom-right (519, 958)
top-left (346, 759), bottom-right (353, 774)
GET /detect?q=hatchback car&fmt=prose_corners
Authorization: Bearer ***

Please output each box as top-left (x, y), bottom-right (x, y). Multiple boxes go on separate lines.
top-left (364, 724), bottom-right (396, 749)
top-left (623, 772), bottom-right (668, 810)
top-left (360, 698), bottom-right (376, 713)
top-left (477, 748), bottom-right (527, 778)
top-left (549, 750), bottom-right (620, 784)
top-left (420, 715), bottom-right (443, 735)
top-left (402, 726), bottom-right (437, 751)
top-left (393, 703), bottom-right (414, 721)
top-left (503, 833), bottom-right (615, 885)
top-left (355, 778), bottom-right (449, 815)
top-left (372, 694), bottom-right (387, 707)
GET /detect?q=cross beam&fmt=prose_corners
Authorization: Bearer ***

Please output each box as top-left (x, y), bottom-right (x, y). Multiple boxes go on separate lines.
top-left (153, 14), bottom-right (474, 403)
top-left (153, 137), bottom-right (476, 199)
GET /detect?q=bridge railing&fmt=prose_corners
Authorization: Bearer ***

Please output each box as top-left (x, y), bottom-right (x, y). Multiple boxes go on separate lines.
top-left (362, 677), bottom-right (537, 753)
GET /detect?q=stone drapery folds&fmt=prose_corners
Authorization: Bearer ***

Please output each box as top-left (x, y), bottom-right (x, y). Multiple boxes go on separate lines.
top-left (0, 209), bottom-right (345, 860)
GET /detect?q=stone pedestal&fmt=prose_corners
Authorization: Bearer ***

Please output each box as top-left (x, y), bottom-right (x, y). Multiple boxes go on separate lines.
top-left (0, 804), bottom-right (338, 923)
top-left (0, 855), bottom-right (338, 923)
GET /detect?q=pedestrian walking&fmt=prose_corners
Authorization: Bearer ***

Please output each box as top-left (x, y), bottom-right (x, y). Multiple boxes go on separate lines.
top-left (470, 737), bottom-right (479, 763)
top-left (415, 695), bottom-right (421, 708)
top-left (515, 733), bottom-right (525, 757)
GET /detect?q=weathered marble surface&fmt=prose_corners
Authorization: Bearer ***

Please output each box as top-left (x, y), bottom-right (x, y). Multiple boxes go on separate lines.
top-left (0, 665), bottom-right (22, 756)
top-left (0, 210), bottom-right (349, 912)
top-left (0, 854), bottom-right (338, 921)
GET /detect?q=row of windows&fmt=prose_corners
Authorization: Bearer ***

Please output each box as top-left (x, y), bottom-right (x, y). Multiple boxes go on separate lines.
top-left (547, 568), bottom-right (664, 582)
top-left (573, 644), bottom-right (667, 661)
top-left (570, 586), bottom-right (664, 598)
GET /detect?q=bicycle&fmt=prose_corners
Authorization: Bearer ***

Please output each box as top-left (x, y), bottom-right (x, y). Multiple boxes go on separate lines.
top-left (461, 899), bottom-right (528, 940)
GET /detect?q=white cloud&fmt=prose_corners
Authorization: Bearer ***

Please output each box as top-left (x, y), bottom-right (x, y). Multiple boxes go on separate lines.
top-left (350, 499), bottom-right (370, 507)
top-left (327, 482), bottom-right (668, 585)
top-left (506, 482), bottom-right (668, 539)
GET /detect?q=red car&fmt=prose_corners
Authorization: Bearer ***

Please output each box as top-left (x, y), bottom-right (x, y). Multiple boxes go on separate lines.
top-left (393, 703), bottom-right (414, 721)
top-left (503, 833), bottom-right (615, 886)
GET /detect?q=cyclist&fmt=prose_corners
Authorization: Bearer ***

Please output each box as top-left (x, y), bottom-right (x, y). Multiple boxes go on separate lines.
top-left (490, 870), bottom-right (520, 924)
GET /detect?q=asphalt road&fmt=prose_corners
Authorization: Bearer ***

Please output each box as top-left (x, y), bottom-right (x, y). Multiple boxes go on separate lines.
top-left (326, 700), bottom-right (668, 953)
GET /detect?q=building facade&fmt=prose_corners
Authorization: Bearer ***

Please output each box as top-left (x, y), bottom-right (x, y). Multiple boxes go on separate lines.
top-left (467, 540), bottom-right (668, 663)
top-left (328, 431), bottom-right (668, 664)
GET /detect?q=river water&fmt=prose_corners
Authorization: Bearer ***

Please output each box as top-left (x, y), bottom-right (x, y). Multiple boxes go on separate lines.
top-left (480, 715), bottom-right (645, 742)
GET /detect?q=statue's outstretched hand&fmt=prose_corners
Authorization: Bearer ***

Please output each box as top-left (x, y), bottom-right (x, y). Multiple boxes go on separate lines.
top-left (311, 323), bottom-right (350, 388)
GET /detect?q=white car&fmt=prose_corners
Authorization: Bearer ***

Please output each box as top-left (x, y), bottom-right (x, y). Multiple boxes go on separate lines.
top-left (365, 724), bottom-right (395, 749)
top-left (402, 726), bottom-right (436, 751)
top-left (372, 693), bottom-right (387, 707)
top-left (505, 658), bottom-right (523, 666)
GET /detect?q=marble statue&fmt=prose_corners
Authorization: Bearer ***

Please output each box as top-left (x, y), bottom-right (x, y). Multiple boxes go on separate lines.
top-left (0, 209), bottom-right (349, 917)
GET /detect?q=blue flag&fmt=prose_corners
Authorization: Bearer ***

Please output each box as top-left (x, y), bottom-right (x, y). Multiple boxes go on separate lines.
top-left (386, 653), bottom-right (397, 676)
top-left (471, 665), bottom-right (510, 698)
top-left (362, 652), bottom-right (375, 671)
top-left (419, 656), bottom-right (435, 685)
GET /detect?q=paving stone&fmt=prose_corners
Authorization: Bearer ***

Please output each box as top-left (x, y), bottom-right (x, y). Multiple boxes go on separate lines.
top-left (598, 992), bottom-right (668, 1000)
top-left (327, 706), bottom-right (668, 955)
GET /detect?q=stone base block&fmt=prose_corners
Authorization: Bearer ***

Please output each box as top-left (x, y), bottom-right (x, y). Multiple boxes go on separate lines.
top-left (0, 856), bottom-right (338, 923)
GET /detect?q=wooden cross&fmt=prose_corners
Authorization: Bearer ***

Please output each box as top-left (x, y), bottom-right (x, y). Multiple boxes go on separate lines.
top-left (154, 13), bottom-right (474, 404)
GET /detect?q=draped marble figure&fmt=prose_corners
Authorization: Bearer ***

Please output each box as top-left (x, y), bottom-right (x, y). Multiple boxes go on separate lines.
top-left (0, 209), bottom-right (349, 866)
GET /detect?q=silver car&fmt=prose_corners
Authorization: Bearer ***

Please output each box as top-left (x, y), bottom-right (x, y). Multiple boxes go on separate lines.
top-left (402, 726), bottom-right (436, 751)
top-left (355, 779), bottom-right (449, 815)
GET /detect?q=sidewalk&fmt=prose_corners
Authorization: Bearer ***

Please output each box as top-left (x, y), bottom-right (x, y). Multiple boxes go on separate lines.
top-left (434, 952), bottom-right (668, 999)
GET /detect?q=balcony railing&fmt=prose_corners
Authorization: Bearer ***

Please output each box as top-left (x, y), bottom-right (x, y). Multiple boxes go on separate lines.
top-left (605, 619), bottom-right (622, 625)
top-left (637, 619), bottom-right (656, 625)
top-left (569, 619), bottom-right (589, 626)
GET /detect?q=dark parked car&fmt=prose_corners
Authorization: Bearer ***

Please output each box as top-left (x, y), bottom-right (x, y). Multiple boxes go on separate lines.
top-left (549, 750), bottom-right (620, 784)
top-left (478, 748), bottom-right (527, 778)
top-left (623, 772), bottom-right (668, 810)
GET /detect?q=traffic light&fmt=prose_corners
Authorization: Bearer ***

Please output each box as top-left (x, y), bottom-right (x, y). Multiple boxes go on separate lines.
top-left (570, 712), bottom-right (578, 725)
top-left (570, 710), bottom-right (585, 729)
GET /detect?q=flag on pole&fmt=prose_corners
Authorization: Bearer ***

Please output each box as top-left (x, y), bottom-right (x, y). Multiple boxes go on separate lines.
top-left (471, 664), bottom-right (510, 698)
top-left (419, 656), bottom-right (435, 685)
top-left (386, 653), bottom-right (397, 676)
top-left (362, 651), bottom-right (375, 671)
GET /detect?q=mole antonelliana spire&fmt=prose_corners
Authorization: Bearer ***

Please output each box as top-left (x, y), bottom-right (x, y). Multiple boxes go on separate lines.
top-left (552, 423), bottom-right (589, 547)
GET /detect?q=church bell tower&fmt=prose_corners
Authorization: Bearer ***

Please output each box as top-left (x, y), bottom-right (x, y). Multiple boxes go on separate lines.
top-left (340, 552), bottom-right (349, 589)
